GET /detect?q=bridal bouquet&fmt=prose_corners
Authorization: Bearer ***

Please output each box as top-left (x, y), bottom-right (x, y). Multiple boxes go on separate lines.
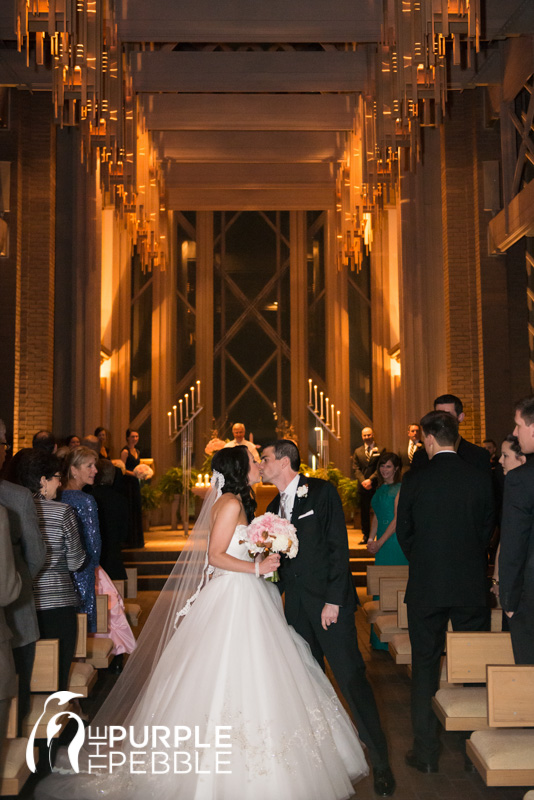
top-left (240, 512), bottom-right (299, 582)
top-left (133, 463), bottom-right (154, 481)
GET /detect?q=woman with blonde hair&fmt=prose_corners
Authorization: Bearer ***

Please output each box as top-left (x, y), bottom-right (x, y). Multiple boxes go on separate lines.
top-left (61, 447), bottom-right (101, 632)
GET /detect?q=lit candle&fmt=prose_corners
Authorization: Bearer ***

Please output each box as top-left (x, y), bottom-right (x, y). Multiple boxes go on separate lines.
top-left (204, 473), bottom-right (210, 487)
top-left (337, 410), bottom-right (341, 439)
top-left (167, 411), bottom-right (172, 437)
top-left (314, 385), bottom-right (318, 413)
top-left (308, 378), bottom-right (312, 405)
top-left (320, 391), bottom-right (324, 419)
top-left (179, 399), bottom-right (183, 425)
top-left (196, 474), bottom-right (202, 487)
top-left (331, 404), bottom-right (335, 434)
top-left (173, 405), bottom-right (177, 431)
top-left (325, 398), bottom-right (330, 426)
top-left (312, 454), bottom-right (317, 471)
top-left (196, 380), bottom-right (201, 406)
top-left (185, 393), bottom-right (189, 418)
top-left (190, 386), bottom-right (195, 412)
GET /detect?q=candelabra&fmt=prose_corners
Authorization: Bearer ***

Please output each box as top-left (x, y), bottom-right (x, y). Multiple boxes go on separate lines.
top-left (307, 379), bottom-right (341, 470)
top-left (167, 381), bottom-right (202, 536)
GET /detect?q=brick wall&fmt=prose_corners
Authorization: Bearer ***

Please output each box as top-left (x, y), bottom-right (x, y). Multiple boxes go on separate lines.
top-left (13, 93), bottom-right (56, 449)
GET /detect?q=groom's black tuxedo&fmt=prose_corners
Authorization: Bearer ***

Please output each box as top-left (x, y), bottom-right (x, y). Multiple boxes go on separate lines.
top-left (267, 475), bottom-right (390, 770)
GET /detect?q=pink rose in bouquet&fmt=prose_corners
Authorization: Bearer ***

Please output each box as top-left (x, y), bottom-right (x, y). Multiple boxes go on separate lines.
top-left (240, 512), bottom-right (298, 581)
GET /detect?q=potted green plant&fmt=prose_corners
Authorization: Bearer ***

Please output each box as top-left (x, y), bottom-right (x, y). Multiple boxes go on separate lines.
top-left (338, 477), bottom-right (360, 527)
top-left (140, 485), bottom-right (161, 531)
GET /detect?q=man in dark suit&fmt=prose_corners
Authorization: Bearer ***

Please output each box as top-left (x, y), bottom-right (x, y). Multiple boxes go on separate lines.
top-left (0, 504), bottom-right (22, 741)
top-left (262, 440), bottom-right (395, 797)
top-left (410, 394), bottom-right (490, 473)
top-left (396, 412), bottom-right (495, 772)
top-left (352, 427), bottom-right (384, 543)
top-left (400, 423), bottom-right (424, 472)
top-left (499, 396), bottom-right (534, 664)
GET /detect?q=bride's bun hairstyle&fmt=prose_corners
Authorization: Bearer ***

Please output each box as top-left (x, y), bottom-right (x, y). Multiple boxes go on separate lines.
top-left (211, 445), bottom-right (257, 523)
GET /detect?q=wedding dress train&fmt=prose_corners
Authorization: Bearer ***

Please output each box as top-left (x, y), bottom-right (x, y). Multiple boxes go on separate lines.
top-left (36, 525), bottom-right (368, 800)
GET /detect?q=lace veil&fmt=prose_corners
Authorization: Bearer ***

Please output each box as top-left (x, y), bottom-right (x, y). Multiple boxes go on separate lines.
top-left (80, 471), bottom-right (224, 741)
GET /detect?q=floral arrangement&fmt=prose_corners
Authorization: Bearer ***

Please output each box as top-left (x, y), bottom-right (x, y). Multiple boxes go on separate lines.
top-left (240, 512), bottom-right (299, 582)
top-left (204, 438), bottom-right (227, 455)
top-left (133, 463), bottom-right (154, 481)
top-left (111, 459), bottom-right (126, 474)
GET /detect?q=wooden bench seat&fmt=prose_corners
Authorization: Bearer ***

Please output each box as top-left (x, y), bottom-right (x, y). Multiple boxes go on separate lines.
top-left (432, 632), bottom-right (514, 732)
top-left (125, 603), bottom-right (142, 627)
top-left (30, 639), bottom-right (59, 693)
top-left (68, 662), bottom-right (98, 697)
top-left (21, 695), bottom-right (72, 739)
top-left (86, 637), bottom-right (114, 669)
top-left (0, 738), bottom-right (35, 796)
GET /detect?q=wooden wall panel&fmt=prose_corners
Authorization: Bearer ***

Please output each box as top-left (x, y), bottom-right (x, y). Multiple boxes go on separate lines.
top-left (131, 52), bottom-right (368, 93)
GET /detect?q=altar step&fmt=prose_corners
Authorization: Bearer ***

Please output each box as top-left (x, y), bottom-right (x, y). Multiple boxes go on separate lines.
top-left (124, 545), bottom-right (374, 592)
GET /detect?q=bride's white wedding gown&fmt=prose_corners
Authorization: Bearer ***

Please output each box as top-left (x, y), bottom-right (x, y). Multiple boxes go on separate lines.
top-left (36, 525), bottom-right (368, 800)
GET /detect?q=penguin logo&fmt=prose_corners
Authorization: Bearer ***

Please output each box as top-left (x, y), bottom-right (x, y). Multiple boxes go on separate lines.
top-left (26, 691), bottom-right (85, 773)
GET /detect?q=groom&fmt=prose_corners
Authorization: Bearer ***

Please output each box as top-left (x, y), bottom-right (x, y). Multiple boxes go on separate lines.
top-left (261, 440), bottom-right (395, 797)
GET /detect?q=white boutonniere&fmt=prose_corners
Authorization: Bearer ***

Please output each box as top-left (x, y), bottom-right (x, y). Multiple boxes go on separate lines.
top-left (296, 485), bottom-right (308, 498)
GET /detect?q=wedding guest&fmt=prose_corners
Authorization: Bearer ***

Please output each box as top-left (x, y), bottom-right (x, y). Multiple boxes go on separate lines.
top-left (397, 411), bottom-right (495, 772)
top-left (411, 394), bottom-right (490, 472)
top-left (491, 435), bottom-right (526, 629)
top-left (61, 447), bottom-right (101, 632)
top-left (120, 429), bottom-right (140, 474)
top-left (223, 422), bottom-right (261, 462)
top-left (0, 419), bottom-right (46, 735)
top-left (499, 397), bottom-right (534, 663)
top-left (32, 430), bottom-right (57, 455)
top-left (0, 504), bottom-right (21, 742)
top-left (94, 427), bottom-right (111, 459)
top-left (92, 459), bottom-right (128, 580)
top-left (352, 427), bottom-right (384, 544)
top-left (118, 430), bottom-right (144, 548)
top-left (400, 424), bottom-right (423, 471)
top-left (66, 435), bottom-right (81, 450)
top-left (18, 451), bottom-right (85, 690)
top-left (367, 452), bottom-right (407, 650)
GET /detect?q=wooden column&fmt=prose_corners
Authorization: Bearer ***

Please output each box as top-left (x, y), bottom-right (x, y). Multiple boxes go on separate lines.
top-left (289, 211), bottom-right (308, 454)
top-left (196, 211), bottom-right (214, 453)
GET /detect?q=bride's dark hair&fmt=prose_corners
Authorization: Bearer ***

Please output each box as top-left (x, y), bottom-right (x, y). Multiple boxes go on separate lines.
top-left (211, 445), bottom-right (257, 523)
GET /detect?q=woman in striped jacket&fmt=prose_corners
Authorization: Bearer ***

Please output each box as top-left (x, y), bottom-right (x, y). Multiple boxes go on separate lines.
top-left (19, 451), bottom-right (85, 691)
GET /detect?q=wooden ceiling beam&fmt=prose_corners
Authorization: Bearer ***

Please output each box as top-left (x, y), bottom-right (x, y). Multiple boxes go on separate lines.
top-left (164, 162), bottom-right (335, 187)
top-left (165, 186), bottom-right (335, 210)
top-left (155, 131), bottom-right (344, 162)
top-left (142, 93), bottom-right (356, 131)
top-left (131, 51), bottom-right (367, 93)
top-left (116, 0), bottom-right (380, 42)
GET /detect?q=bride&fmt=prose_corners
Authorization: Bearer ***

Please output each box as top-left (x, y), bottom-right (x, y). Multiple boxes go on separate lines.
top-left (36, 445), bottom-right (368, 800)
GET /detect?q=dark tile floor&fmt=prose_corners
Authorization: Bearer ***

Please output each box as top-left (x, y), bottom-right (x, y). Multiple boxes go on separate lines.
top-left (20, 587), bottom-right (532, 800)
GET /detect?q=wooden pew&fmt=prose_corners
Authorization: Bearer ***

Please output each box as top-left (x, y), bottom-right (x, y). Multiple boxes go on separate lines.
top-left (113, 578), bottom-right (142, 627)
top-left (373, 576), bottom-right (408, 643)
top-left (467, 665), bottom-right (534, 786)
top-left (0, 739), bottom-right (35, 796)
top-left (30, 639), bottom-right (59, 693)
top-left (86, 594), bottom-right (114, 669)
top-left (388, 591), bottom-right (411, 664)
top-left (432, 632), bottom-right (514, 732)
top-left (362, 565), bottom-right (409, 624)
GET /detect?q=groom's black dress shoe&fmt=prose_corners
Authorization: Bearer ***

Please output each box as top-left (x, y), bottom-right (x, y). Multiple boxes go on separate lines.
top-left (373, 766), bottom-right (396, 796)
top-left (405, 750), bottom-right (438, 773)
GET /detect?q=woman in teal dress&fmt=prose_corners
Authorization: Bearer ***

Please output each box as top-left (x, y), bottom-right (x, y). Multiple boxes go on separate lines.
top-left (367, 452), bottom-right (407, 650)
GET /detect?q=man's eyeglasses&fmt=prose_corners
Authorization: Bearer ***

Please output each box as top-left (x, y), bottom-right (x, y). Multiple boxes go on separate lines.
top-left (0, 442), bottom-right (11, 451)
